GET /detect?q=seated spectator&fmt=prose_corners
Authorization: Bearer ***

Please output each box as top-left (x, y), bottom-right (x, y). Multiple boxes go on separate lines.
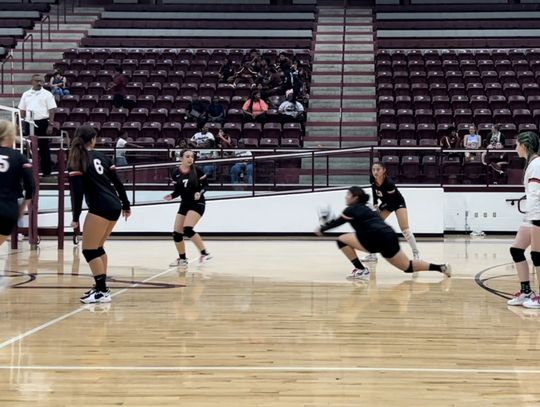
top-left (261, 66), bottom-right (283, 96)
top-left (231, 146), bottom-right (253, 184)
top-left (219, 57), bottom-right (236, 84)
top-left (463, 125), bottom-right (481, 161)
top-left (172, 138), bottom-right (189, 161)
top-left (206, 97), bottom-right (226, 124)
top-left (217, 128), bottom-right (236, 153)
top-left (49, 71), bottom-right (69, 96)
top-left (234, 62), bottom-right (257, 86)
top-left (482, 124), bottom-right (507, 175)
top-left (440, 126), bottom-right (461, 150)
top-left (189, 125), bottom-right (216, 178)
top-left (242, 92), bottom-right (268, 123)
top-left (278, 92), bottom-right (305, 123)
top-left (185, 94), bottom-right (207, 129)
top-left (115, 132), bottom-right (143, 166)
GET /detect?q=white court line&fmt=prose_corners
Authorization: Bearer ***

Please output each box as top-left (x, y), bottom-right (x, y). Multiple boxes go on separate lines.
top-left (0, 262), bottom-right (188, 350)
top-left (0, 365), bottom-right (538, 374)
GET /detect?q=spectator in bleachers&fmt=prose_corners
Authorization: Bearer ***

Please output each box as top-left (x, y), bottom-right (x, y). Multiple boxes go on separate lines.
top-left (109, 66), bottom-right (129, 109)
top-left (230, 145), bottom-right (253, 184)
top-left (277, 52), bottom-right (291, 72)
top-left (114, 132), bottom-right (142, 167)
top-left (189, 125), bottom-right (216, 178)
top-left (217, 128), bottom-right (236, 152)
top-left (242, 92), bottom-right (268, 123)
top-left (282, 63), bottom-right (303, 98)
top-left (185, 94), bottom-right (208, 129)
top-left (49, 71), bottom-right (69, 97)
top-left (206, 97), bottom-right (226, 125)
top-left (233, 62), bottom-right (257, 86)
top-left (219, 57), bottom-right (236, 84)
top-left (463, 125), bottom-right (482, 162)
top-left (278, 92), bottom-right (305, 124)
top-left (261, 65), bottom-right (283, 96)
top-left (483, 124), bottom-right (508, 176)
top-left (440, 126), bottom-right (461, 153)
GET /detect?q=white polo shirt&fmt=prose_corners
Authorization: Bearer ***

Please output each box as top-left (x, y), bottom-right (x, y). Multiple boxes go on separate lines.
top-left (18, 88), bottom-right (57, 120)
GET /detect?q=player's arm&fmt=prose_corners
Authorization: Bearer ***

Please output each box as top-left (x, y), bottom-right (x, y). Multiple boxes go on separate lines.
top-left (69, 171), bottom-right (84, 224)
top-left (319, 212), bottom-right (352, 233)
top-left (165, 170), bottom-right (181, 200)
top-left (19, 160), bottom-right (35, 218)
top-left (107, 164), bottom-right (131, 211)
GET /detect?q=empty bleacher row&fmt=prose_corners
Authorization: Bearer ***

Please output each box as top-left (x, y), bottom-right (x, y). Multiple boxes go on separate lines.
top-left (0, 3), bottom-right (50, 59)
top-left (50, 47), bottom-right (311, 149)
top-left (81, 3), bottom-right (315, 49)
top-left (376, 49), bottom-right (540, 145)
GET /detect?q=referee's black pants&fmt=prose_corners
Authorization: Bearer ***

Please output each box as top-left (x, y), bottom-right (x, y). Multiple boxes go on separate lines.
top-left (34, 118), bottom-right (52, 176)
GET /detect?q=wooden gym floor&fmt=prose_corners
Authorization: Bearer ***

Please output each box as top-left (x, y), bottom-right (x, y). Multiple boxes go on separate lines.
top-left (0, 237), bottom-right (539, 406)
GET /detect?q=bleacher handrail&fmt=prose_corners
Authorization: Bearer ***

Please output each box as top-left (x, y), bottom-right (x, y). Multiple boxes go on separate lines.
top-left (0, 53), bottom-right (14, 94)
top-left (40, 14), bottom-right (51, 49)
top-left (21, 34), bottom-right (34, 70)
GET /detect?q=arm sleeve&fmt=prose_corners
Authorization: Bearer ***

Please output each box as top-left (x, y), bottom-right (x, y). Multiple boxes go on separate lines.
top-left (107, 165), bottom-right (130, 210)
top-left (21, 160), bottom-right (35, 199)
top-left (69, 172), bottom-right (84, 223)
top-left (320, 215), bottom-right (348, 233)
top-left (371, 181), bottom-right (378, 205)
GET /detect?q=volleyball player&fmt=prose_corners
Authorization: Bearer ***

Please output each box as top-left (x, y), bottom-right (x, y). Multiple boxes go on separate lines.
top-left (507, 131), bottom-right (540, 309)
top-left (0, 120), bottom-right (34, 246)
top-left (164, 149), bottom-right (211, 268)
top-left (362, 161), bottom-right (420, 262)
top-left (68, 125), bottom-right (131, 304)
top-left (315, 187), bottom-right (451, 280)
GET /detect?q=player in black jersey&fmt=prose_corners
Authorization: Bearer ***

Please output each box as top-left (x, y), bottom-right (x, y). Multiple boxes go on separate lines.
top-left (363, 161), bottom-right (420, 263)
top-left (315, 187), bottom-right (451, 281)
top-left (68, 125), bottom-right (131, 304)
top-left (0, 120), bottom-right (34, 246)
top-left (164, 149), bottom-right (211, 268)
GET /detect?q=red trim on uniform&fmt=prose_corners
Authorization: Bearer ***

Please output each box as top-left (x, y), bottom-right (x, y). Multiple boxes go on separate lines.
top-left (529, 178), bottom-right (540, 184)
top-left (342, 214), bottom-right (353, 220)
top-left (22, 163), bottom-right (32, 168)
top-left (110, 165), bottom-right (116, 171)
top-left (69, 171), bottom-right (83, 176)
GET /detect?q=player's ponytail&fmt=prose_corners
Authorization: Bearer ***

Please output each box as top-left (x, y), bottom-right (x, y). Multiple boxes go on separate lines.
top-left (68, 125), bottom-right (97, 172)
top-left (348, 186), bottom-right (369, 205)
top-left (517, 131), bottom-right (540, 169)
top-left (0, 120), bottom-right (16, 145)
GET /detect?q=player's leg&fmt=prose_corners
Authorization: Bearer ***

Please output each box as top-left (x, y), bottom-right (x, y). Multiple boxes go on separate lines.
top-left (385, 249), bottom-right (451, 277)
top-left (184, 207), bottom-right (211, 263)
top-left (170, 212), bottom-right (188, 267)
top-left (96, 218), bottom-right (117, 275)
top-left (507, 225), bottom-right (533, 306)
top-left (80, 213), bottom-right (112, 303)
top-left (395, 207), bottom-right (420, 259)
top-left (523, 223), bottom-right (540, 309)
top-left (337, 233), bottom-right (371, 280)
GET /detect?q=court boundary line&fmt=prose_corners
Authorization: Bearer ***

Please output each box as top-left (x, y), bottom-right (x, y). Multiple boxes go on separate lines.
top-left (0, 263), bottom-right (190, 350)
top-left (0, 365), bottom-right (539, 374)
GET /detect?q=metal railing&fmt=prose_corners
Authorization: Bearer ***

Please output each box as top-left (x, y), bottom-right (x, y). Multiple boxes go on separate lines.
top-left (57, 0), bottom-right (68, 30)
top-left (40, 15), bottom-right (51, 49)
top-left (21, 34), bottom-right (34, 70)
top-left (0, 53), bottom-right (14, 93)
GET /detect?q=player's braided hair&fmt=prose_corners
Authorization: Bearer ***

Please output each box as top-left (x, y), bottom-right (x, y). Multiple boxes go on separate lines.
top-left (517, 131), bottom-right (540, 169)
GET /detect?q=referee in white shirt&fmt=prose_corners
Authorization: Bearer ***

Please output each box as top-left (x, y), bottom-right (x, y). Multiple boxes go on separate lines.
top-left (18, 74), bottom-right (57, 178)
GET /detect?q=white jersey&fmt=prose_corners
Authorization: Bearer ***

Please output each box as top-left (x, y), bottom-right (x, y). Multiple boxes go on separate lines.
top-left (524, 157), bottom-right (540, 221)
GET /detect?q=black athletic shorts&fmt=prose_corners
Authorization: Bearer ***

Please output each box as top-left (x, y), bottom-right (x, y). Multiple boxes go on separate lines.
top-left (379, 200), bottom-right (406, 213)
top-left (357, 230), bottom-right (401, 259)
top-left (89, 209), bottom-right (122, 222)
top-left (0, 215), bottom-right (17, 236)
top-left (178, 201), bottom-right (206, 217)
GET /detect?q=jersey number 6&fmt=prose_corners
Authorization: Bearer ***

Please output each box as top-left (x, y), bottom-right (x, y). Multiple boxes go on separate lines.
top-left (93, 158), bottom-right (104, 175)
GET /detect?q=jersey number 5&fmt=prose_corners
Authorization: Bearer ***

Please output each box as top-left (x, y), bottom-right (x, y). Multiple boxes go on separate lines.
top-left (93, 158), bottom-right (104, 175)
top-left (0, 155), bottom-right (9, 173)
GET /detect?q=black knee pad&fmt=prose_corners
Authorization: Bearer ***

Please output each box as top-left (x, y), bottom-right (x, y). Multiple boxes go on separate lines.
top-left (82, 248), bottom-right (102, 263)
top-left (96, 247), bottom-right (105, 257)
top-left (531, 251), bottom-right (540, 267)
top-left (173, 231), bottom-right (184, 242)
top-left (183, 227), bottom-right (195, 238)
top-left (404, 260), bottom-right (414, 273)
top-left (510, 247), bottom-right (526, 263)
top-left (337, 240), bottom-right (347, 249)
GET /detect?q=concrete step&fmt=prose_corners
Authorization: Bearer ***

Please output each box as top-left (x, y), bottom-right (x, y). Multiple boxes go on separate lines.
top-left (303, 140), bottom-right (340, 149)
top-left (342, 74), bottom-right (375, 84)
top-left (307, 111), bottom-right (341, 122)
top-left (306, 126), bottom-right (339, 137)
top-left (316, 26), bottom-right (344, 33)
top-left (344, 43), bottom-right (374, 52)
top-left (51, 15), bottom-right (99, 23)
top-left (315, 34), bottom-right (344, 42)
top-left (26, 32), bottom-right (87, 40)
top-left (311, 87), bottom-right (342, 96)
top-left (12, 43), bottom-right (79, 53)
top-left (341, 99), bottom-right (376, 109)
top-left (341, 126), bottom-right (377, 138)
top-left (344, 63), bottom-right (374, 72)
top-left (311, 74), bottom-right (343, 84)
top-left (314, 46), bottom-right (343, 55)
top-left (309, 99), bottom-right (341, 109)
top-left (318, 17), bottom-right (345, 24)
top-left (313, 63), bottom-right (343, 72)
top-left (342, 86), bottom-right (376, 96)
